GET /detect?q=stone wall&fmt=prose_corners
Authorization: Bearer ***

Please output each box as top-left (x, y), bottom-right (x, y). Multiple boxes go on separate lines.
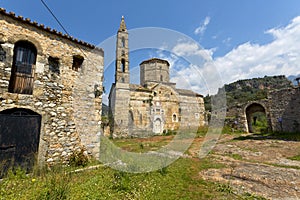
top-left (0, 10), bottom-right (104, 165)
top-left (225, 87), bottom-right (300, 133)
top-left (268, 87), bottom-right (300, 132)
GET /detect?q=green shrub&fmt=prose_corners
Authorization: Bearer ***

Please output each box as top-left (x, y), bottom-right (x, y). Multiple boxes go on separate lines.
top-left (68, 148), bottom-right (89, 167)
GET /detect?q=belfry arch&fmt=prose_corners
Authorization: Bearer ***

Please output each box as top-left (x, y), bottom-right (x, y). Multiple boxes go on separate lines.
top-left (245, 102), bottom-right (268, 133)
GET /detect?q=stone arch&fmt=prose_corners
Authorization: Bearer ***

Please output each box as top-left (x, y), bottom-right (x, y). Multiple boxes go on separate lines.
top-left (245, 102), bottom-right (267, 133)
top-left (8, 35), bottom-right (43, 55)
top-left (153, 116), bottom-right (163, 134)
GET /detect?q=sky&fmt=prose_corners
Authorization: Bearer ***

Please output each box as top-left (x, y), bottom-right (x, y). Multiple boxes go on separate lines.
top-left (1, 0), bottom-right (300, 103)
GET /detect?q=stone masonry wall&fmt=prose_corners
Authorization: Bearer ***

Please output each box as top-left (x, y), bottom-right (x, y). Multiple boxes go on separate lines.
top-left (268, 87), bottom-right (300, 132)
top-left (0, 12), bottom-right (104, 165)
top-left (225, 87), bottom-right (299, 133)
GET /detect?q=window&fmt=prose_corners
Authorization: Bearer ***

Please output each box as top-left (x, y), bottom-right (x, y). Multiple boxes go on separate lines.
top-left (172, 114), bottom-right (178, 122)
top-left (72, 55), bottom-right (84, 71)
top-left (195, 113), bottom-right (200, 119)
top-left (0, 45), bottom-right (6, 62)
top-left (48, 56), bottom-right (60, 75)
top-left (121, 37), bottom-right (125, 47)
top-left (122, 50), bottom-right (125, 56)
top-left (155, 108), bottom-right (161, 114)
top-left (160, 75), bottom-right (163, 82)
top-left (121, 59), bottom-right (126, 72)
top-left (9, 41), bottom-right (37, 94)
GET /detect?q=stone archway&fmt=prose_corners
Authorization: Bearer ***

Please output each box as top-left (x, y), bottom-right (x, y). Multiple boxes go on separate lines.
top-left (245, 103), bottom-right (266, 133)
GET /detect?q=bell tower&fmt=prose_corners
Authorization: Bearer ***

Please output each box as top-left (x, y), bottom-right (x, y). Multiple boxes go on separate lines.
top-left (109, 16), bottom-right (131, 136)
top-left (115, 16), bottom-right (129, 83)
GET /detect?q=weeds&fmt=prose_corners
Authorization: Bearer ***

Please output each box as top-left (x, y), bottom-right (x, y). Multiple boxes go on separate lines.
top-left (68, 148), bottom-right (89, 167)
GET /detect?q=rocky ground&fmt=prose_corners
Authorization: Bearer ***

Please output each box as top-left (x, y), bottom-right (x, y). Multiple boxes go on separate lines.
top-left (197, 134), bottom-right (300, 200)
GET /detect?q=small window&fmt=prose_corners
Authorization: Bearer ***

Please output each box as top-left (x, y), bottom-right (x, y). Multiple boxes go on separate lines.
top-left (121, 37), bottom-right (125, 47)
top-left (155, 108), bottom-right (161, 114)
top-left (172, 114), bottom-right (178, 122)
top-left (0, 45), bottom-right (6, 62)
top-left (195, 113), bottom-right (200, 119)
top-left (122, 50), bottom-right (125, 56)
top-left (72, 55), bottom-right (84, 71)
top-left (160, 75), bottom-right (163, 82)
top-left (48, 56), bottom-right (60, 75)
top-left (121, 59), bottom-right (126, 72)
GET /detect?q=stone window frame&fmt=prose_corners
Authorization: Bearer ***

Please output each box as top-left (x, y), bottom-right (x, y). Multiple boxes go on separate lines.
top-left (72, 55), bottom-right (84, 71)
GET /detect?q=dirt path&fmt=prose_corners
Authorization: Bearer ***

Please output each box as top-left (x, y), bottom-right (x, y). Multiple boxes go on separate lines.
top-left (197, 134), bottom-right (300, 200)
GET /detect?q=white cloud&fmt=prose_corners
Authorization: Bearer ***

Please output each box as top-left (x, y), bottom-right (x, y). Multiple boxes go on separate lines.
top-left (102, 92), bottom-right (109, 105)
top-left (172, 42), bottom-right (215, 61)
top-left (214, 16), bottom-right (300, 86)
top-left (194, 16), bottom-right (210, 36)
top-left (165, 16), bottom-right (300, 96)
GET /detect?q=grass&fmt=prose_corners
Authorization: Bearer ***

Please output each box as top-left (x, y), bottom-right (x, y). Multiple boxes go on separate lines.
top-left (0, 134), bottom-right (266, 200)
top-left (0, 157), bottom-right (249, 200)
top-left (112, 135), bottom-right (174, 153)
top-left (288, 154), bottom-right (300, 161)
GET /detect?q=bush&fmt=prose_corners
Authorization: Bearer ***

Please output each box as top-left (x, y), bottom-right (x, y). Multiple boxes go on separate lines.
top-left (68, 148), bottom-right (89, 167)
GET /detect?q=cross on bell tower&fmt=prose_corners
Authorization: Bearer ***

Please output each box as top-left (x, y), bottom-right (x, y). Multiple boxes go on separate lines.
top-left (115, 16), bottom-right (129, 83)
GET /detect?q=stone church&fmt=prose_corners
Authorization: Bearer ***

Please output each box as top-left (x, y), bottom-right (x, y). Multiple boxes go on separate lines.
top-left (109, 17), bottom-right (205, 137)
top-left (0, 8), bottom-right (104, 173)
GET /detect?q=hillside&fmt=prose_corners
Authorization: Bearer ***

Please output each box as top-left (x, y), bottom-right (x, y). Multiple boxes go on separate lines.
top-left (205, 75), bottom-right (293, 111)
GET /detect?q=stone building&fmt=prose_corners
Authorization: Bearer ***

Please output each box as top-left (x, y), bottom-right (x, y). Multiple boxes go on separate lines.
top-left (109, 17), bottom-right (205, 137)
top-left (0, 8), bottom-right (104, 173)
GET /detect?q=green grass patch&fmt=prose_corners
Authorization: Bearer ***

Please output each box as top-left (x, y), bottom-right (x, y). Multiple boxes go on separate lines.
top-left (288, 154), bottom-right (300, 161)
top-left (228, 153), bottom-right (243, 160)
top-left (0, 156), bottom-right (262, 200)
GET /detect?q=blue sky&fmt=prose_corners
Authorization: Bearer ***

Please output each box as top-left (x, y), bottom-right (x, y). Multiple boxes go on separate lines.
top-left (1, 0), bottom-right (300, 102)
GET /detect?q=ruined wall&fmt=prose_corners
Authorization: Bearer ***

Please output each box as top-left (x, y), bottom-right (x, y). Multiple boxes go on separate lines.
top-left (0, 10), bottom-right (104, 165)
top-left (268, 87), bottom-right (300, 132)
top-left (225, 87), bottom-right (300, 133)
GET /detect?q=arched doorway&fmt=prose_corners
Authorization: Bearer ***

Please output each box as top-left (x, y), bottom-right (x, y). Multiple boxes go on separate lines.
top-left (245, 103), bottom-right (267, 133)
top-left (153, 118), bottom-right (163, 134)
top-left (0, 108), bottom-right (41, 177)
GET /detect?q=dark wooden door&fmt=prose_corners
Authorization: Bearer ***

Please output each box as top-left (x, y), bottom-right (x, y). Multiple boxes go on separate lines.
top-left (0, 108), bottom-right (41, 178)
